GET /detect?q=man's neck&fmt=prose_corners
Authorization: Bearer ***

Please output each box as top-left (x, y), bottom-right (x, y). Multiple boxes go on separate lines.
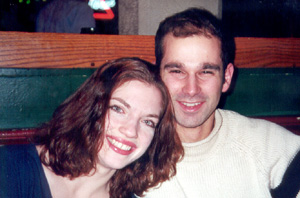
top-left (177, 112), bottom-right (215, 143)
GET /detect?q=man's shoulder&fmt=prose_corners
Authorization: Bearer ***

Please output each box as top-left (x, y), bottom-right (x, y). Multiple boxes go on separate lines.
top-left (218, 109), bottom-right (300, 177)
top-left (217, 109), bottom-right (289, 132)
top-left (217, 109), bottom-right (300, 148)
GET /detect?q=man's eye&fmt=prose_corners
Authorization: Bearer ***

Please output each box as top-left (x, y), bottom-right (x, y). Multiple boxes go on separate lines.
top-left (202, 70), bottom-right (214, 75)
top-left (203, 70), bottom-right (212, 74)
top-left (143, 120), bottom-right (156, 128)
top-left (110, 105), bottom-right (123, 113)
top-left (170, 70), bottom-right (182, 74)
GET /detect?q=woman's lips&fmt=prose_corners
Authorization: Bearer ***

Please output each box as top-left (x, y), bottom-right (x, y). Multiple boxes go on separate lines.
top-left (106, 135), bottom-right (137, 155)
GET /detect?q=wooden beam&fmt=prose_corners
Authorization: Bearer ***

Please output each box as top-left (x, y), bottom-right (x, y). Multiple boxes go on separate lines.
top-left (0, 31), bottom-right (299, 68)
top-left (0, 128), bottom-right (36, 145)
top-left (234, 37), bottom-right (300, 68)
top-left (0, 32), bottom-right (155, 68)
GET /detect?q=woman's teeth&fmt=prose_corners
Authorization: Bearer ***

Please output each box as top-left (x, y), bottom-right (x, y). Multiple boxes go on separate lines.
top-left (107, 137), bottom-right (132, 151)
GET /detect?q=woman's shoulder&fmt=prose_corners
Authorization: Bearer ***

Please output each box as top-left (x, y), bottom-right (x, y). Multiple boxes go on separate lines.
top-left (0, 144), bottom-right (43, 181)
top-left (0, 144), bottom-right (38, 160)
top-left (0, 144), bottom-right (51, 198)
top-left (0, 144), bottom-right (41, 174)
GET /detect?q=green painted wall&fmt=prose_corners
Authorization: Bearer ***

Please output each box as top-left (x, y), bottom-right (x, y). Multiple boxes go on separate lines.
top-left (221, 68), bottom-right (300, 116)
top-left (0, 68), bottom-right (95, 129)
top-left (0, 68), bottom-right (299, 130)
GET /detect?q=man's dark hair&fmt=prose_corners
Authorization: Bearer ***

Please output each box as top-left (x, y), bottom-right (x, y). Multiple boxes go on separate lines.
top-left (155, 7), bottom-right (235, 71)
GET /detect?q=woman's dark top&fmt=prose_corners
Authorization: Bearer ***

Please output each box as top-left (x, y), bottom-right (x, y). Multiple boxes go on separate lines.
top-left (0, 144), bottom-right (52, 198)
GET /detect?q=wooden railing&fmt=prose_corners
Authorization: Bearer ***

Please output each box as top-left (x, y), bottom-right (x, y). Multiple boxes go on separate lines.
top-left (1, 32), bottom-right (299, 69)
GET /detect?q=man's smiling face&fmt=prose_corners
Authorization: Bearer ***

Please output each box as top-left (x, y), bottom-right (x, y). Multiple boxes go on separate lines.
top-left (160, 34), bottom-right (232, 141)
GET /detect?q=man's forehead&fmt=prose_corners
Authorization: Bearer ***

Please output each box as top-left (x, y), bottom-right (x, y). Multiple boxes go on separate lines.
top-left (162, 33), bottom-right (221, 52)
top-left (161, 34), bottom-right (223, 66)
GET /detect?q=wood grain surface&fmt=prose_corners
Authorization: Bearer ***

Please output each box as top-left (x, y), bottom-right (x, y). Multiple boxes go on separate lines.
top-left (1, 31), bottom-right (299, 68)
top-left (234, 37), bottom-right (300, 68)
top-left (0, 32), bottom-right (155, 68)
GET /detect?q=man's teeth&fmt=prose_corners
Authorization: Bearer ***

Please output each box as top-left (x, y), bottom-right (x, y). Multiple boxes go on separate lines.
top-left (183, 102), bottom-right (200, 107)
top-left (107, 137), bottom-right (132, 151)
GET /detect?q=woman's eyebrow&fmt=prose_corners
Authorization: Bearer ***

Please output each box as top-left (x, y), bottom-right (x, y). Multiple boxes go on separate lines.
top-left (111, 97), bottom-right (130, 108)
top-left (112, 98), bottom-right (160, 118)
top-left (147, 114), bottom-right (160, 119)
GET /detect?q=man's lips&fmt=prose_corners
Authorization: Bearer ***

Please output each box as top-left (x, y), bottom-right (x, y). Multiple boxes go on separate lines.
top-left (178, 101), bottom-right (203, 112)
top-left (106, 135), bottom-right (136, 155)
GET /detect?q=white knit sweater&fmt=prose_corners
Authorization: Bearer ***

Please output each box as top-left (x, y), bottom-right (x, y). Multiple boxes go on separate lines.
top-left (142, 109), bottom-right (300, 198)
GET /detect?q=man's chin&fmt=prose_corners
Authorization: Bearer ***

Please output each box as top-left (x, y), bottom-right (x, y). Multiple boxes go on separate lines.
top-left (176, 118), bottom-right (205, 129)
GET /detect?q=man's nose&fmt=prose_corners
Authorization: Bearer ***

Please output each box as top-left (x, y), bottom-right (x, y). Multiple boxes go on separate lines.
top-left (182, 75), bottom-right (200, 96)
top-left (119, 119), bottom-right (138, 138)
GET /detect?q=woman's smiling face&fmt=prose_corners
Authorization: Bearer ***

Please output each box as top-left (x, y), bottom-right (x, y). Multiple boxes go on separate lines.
top-left (98, 80), bottom-right (163, 170)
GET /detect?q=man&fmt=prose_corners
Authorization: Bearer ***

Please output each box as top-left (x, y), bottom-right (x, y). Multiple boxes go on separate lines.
top-left (143, 7), bottom-right (300, 198)
top-left (36, 0), bottom-right (95, 33)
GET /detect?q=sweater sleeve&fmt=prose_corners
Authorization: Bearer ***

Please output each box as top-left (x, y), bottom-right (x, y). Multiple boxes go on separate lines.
top-left (225, 110), bottom-right (300, 190)
top-left (263, 123), bottom-right (300, 190)
top-left (271, 150), bottom-right (300, 198)
top-left (247, 119), bottom-right (300, 190)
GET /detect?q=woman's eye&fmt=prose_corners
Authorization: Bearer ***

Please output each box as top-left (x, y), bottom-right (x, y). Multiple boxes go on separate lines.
top-left (110, 105), bottom-right (124, 113)
top-left (143, 120), bottom-right (156, 128)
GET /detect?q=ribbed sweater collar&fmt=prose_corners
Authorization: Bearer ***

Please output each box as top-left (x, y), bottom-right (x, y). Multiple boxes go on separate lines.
top-left (181, 109), bottom-right (228, 162)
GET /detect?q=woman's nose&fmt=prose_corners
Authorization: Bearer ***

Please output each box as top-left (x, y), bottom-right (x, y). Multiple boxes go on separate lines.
top-left (119, 120), bottom-right (138, 138)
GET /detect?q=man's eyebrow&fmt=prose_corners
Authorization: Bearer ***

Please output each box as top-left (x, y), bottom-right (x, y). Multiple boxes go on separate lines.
top-left (203, 63), bottom-right (221, 71)
top-left (111, 97), bottom-right (130, 108)
top-left (164, 63), bottom-right (221, 71)
top-left (163, 63), bottom-right (183, 70)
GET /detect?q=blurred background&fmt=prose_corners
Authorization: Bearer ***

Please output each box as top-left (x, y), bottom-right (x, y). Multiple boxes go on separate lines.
top-left (0, 0), bottom-right (299, 37)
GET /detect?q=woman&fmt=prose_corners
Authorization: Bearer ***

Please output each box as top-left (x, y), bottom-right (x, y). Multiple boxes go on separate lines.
top-left (0, 57), bottom-right (183, 198)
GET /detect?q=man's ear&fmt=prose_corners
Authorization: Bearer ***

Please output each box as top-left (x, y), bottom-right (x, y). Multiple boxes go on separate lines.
top-left (222, 63), bottom-right (234, 93)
